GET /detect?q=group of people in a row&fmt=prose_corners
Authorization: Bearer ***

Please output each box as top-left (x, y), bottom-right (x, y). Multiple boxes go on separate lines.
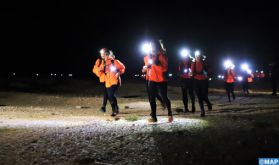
top-left (92, 41), bottom-right (215, 123)
top-left (92, 40), bottom-right (277, 123)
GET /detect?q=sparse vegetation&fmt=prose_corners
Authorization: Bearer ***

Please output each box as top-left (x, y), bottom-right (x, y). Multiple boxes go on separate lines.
top-left (125, 114), bottom-right (139, 122)
top-left (0, 127), bottom-right (9, 133)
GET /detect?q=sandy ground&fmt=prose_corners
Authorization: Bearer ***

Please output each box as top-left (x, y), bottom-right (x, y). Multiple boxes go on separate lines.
top-left (0, 80), bottom-right (279, 165)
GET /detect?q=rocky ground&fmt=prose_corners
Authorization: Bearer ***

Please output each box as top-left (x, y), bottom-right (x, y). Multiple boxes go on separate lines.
top-left (0, 80), bottom-right (279, 165)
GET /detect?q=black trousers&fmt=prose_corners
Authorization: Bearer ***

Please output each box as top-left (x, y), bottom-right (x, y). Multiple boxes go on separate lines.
top-left (242, 82), bottom-right (249, 94)
top-left (204, 79), bottom-right (212, 107)
top-left (194, 79), bottom-right (208, 113)
top-left (101, 83), bottom-right (109, 107)
top-left (106, 85), bottom-right (119, 112)
top-left (146, 81), bottom-right (165, 106)
top-left (147, 81), bottom-right (172, 119)
top-left (181, 78), bottom-right (195, 110)
top-left (225, 82), bottom-right (235, 101)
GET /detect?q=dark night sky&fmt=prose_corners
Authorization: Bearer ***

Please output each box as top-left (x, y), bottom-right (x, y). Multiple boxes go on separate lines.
top-left (1, 1), bottom-right (278, 77)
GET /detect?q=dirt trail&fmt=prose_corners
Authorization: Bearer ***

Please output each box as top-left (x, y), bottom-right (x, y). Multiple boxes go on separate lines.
top-left (1, 85), bottom-right (279, 165)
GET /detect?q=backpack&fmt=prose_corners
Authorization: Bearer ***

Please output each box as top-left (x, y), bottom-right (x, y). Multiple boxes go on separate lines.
top-left (193, 60), bottom-right (207, 75)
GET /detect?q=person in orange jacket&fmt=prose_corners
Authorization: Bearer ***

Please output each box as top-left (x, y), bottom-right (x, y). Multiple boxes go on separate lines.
top-left (178, 53), bottom-right (196, 112)
top-left (142, 41), bottom-right (173, 123)
top-left (92, 48), bottom-right (109, 112)
top-left (104, 50), bottom-right (125, 116)
top-left (224, 66), bottom-right (236, 102)
top-left (142, 59), bottom-right (166, 111)
top-left (191, 51), bottom-right (212, 117)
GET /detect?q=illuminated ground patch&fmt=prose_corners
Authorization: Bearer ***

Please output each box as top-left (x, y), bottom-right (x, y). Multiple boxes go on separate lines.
top-left (0, 116), bottom-right (208, 135)
top-left (0, 118), bottom-right (88, 128)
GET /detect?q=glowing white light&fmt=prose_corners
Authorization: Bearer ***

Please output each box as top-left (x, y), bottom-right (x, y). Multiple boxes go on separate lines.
top-left (36, 73), bottom-right (39, 76)
top-left (256, 70), bottom-right (259, 73)
top-left (247, 69), bottom-right (252, 74)
top-left (110, 66), bottom-right (117, 72)
top-left (12, 73), bottom-right (16, 76)
top-left (237, 76), bottom-right (243, 81)
top-left (68, 74), bottom-right (73, 77)
top-left (54, 74), bottom-right (57, 76)
top-left (142, 42), bottom-right (153, 54)
top-left (100, 49), bottom-right (105, 54)
top-left (169, 73), bottom-right (173, 77)
top-left (184, 69), bottom-right (188, 73)
top-left (134, 74), bottom-right (140, 77)
top-left (194, 50), bottom-right (201, 57)
top-left (224, 60), bottom-right (235, 69)
top-left (181, 49), bottom-right (190, 58)
top-left (148, 59), bottom-right (153, 65)
top-left (260, 70), bottom-right (264, 74)
top-left (241, 63), bottom-right (249, 71)
top-left (221, 76), bottom-right (224, 79)
top-left (218, 75), bottom-right (222, 79)
top-left (50, 73), bottom-right (53, 76)
top-left (60, 74), bottom-right (63, 77)
top-left (209, 78), bottom-right (212, 81)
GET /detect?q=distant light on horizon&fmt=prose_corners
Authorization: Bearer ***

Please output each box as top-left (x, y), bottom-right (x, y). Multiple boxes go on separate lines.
top-left (217, 75), bottom-right (224, 79)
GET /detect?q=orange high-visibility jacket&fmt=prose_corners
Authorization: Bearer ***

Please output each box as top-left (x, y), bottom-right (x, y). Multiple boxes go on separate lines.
top-left (224, 69), bottom-right (236, 83)
top-left (104, 58), bottom-right (125, 88)
top-left (143, 52), bottom-right (168, 82)
top-left (191, 60), bottom-right (208, 80)
top-left (92, 58), bottom-right (106, 83)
